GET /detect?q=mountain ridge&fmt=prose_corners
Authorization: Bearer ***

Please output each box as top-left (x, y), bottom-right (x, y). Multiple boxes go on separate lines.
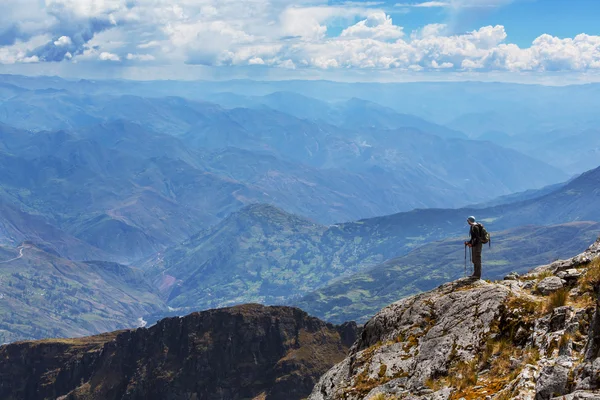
top-left (0, 304), bottom-right (358, 400)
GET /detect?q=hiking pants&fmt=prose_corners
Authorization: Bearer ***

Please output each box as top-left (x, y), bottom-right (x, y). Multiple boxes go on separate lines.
top-left (471, 243), bottom-right (482, 278)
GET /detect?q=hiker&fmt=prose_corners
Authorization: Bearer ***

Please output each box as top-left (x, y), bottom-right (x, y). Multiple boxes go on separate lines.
top-left (465, 216), bottom-right (483, 279)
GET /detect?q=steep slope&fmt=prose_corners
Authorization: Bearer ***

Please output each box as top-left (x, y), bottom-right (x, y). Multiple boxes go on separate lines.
top-left (144, 165), bottom-right (600, 318)
top-left (145, 204), bottom-right (345, 310)
top-left (0, 243), bottom-right (166, 343)
top-left (297, 221), bottom-right (600, 324)
top-left (310, 238), bottom-right (600, 400)
top-left (0, 200), bottom-right (111, 261)
top-left (0, 304), bottom-right (357, 400)
top-left (0, 124), bottom-right (265, 259)
top-left (331, 164), bottom-right (600, 251)
top-left (146, 183), bottom-right (600, 323)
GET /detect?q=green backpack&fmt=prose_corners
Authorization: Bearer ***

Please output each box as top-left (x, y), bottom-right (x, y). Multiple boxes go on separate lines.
top-left (477, 223), bottom-right (491, 246)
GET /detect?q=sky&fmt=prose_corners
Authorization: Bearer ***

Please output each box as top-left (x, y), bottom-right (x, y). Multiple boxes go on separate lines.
top-left (0, 0), bottom-right (599, 82)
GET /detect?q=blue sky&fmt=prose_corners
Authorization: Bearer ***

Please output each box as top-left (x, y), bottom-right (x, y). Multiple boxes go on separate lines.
top-left (0, 0), bottom-right (599, 82)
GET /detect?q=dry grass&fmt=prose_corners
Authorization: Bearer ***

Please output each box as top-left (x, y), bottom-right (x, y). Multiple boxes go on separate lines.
top-left (579, 258), bottom-right (600, 296)
top-left (448, 359), bottom-right (479, 390)
top-left (447, 336), bottom-right (540, 400)
top-left (522, 270), bottom-right (554, 281)
top-left (546, 289), bottom-right (569, 313)
top-left (558, 332), bottom-right (572, 351)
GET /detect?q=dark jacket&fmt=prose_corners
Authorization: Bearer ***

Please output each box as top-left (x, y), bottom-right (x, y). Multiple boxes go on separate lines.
top-left (469, 224), bottom-right (482, 246)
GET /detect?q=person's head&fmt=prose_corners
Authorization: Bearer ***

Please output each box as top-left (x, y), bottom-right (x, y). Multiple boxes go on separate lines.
top-left (467, 216), bottom-right (476, 225)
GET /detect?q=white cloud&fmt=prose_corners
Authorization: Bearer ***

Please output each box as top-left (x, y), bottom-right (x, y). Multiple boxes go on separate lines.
top-left (99, 51), bottom-right (120, 61)
top-left (53, 36), bottom-right (72, 46)
top-left (0, 0), bottom-right (598, 75)
top-left (395, 1), bottom-right (450, 7)
top-left (396, 0), bottom-right (513, 8)
top-left (279, 6), bottom-right (369, 42)
top-left (411, 23), bottom-right (448, 39)
top-left (340, 12), bottom-right (404, 41)
top-left (126, 53), bottom-right (155, 61)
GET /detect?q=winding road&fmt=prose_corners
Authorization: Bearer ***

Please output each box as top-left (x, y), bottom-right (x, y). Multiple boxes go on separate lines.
top-left (0, 246), bottom-right (25, 264)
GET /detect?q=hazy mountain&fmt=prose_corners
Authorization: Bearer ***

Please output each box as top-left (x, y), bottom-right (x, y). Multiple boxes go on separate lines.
top-left (0, 200), bottom-right (111, 261)
top-left (0, 242), bottom-right (166, 343)
top-left (145, 165), bottom-right (600, 319)
top-left (296, 221), bottom-right (600, 324)
top-left (0, 123), bottom-right (270, 259)
top-left (0, 93), bottom-right (570, 256)
top-left (207, 92), bottom-right (466, 139)
top-left (144, 204), bottom-right (339, 311)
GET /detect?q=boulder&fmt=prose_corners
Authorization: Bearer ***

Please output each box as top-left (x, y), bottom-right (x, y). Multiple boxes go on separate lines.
top-left (535, 356), bottom-right (572, 400)
top-left (537, 276), bottom-right (566, 295)
top-left (505, 272), bottom-right (520, 280)
top-left (557, 269), bottom-right (585, 282)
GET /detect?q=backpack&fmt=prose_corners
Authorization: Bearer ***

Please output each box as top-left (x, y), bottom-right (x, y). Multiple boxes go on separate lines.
top-left (477, 223), bottom-right (491, 246)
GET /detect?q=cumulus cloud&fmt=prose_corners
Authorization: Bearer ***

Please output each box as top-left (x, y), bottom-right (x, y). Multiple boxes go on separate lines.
top-left (340, 12), bottom-right (404, 41)
top-left (99, 51), bottom-right (120, 61)
top-left (53, 36), bottom-right (72, 46)
top-left (0, 0), bottom-right (599, 74)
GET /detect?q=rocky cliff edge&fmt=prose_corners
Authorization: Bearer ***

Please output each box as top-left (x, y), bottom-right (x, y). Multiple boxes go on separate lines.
top-left (310, 238), bottom-right (600, 400)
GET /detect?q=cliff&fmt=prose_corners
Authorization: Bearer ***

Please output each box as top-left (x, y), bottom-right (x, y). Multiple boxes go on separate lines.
top-left (309, 238), bottom-right (600, 400)
top-left (0, 304), bottom-right (357, 400)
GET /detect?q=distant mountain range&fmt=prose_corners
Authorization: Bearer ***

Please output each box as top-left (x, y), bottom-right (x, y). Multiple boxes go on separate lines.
top-left (0, 88), bottom-right (569, 261)
top-left (142, 165), bottom-right (600, 323)
top-left (0, 75), bottom-right (598, 344)
top-left (5, 74), bottom-right (598, 175)
top-left (2, 75), bottom-right (599, 135)
top-left (1, 164), bottom-right (597, 342)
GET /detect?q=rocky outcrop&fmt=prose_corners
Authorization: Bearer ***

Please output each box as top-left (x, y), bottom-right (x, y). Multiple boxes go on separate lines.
top-left (311, 278), bottom-right (511, 399)
top-left (310, 237), bottom-right (600, 400)
top-left (0, 304), bottom-right (357, 400)
top-left (537, 276), bottom-right (566, 295)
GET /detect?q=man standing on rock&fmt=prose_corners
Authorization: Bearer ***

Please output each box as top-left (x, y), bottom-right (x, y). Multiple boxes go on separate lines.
top-left (465, 216), bottom-right (482, 279)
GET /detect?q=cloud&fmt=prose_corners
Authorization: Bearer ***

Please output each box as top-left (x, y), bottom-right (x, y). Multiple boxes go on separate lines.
top-left (126, 53), bottom-right (155, 61)
top-left (396, 0), bottom-right (514, 8)
top-left (395, 1), bottom-right (450, 7)
top-left (0, 0), bottom-right (599, 75)
top-left (340, 12), bottom-right (404, 41)
top-left (53, 36), bottom-right (72, 46)
top-left (99, 51), bottom-right (120, 61)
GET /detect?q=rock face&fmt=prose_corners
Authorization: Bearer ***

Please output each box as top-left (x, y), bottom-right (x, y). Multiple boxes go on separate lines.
top-left (310, 237), bottom-right (600, 400)
top-left (311, 279), bottom-right (511, 399)
top-left (0, 304), bottom-right (357, 400)
top-left (537, 276), bottom-right (566, 295)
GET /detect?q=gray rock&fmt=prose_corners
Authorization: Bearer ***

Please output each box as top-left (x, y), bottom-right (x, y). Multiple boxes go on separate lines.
top-left (551, 391), bottom-right (600, 399)
top-left (529, 238), bottom-right (600, 277)
top-left (535, 357), bottom-right (572, 400)
top-left (505, 272), bottom-right (520, 280)
top-left (537, 276), bottom-right (566, 295)
top-left (309, 279), bottom-right (509, 400)
top-left (523, 280), bottom-right (536, 290)
top-left (557, 269), bottom-right (585, 282)
top-left (549, 306), bottom-right (573, 332)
